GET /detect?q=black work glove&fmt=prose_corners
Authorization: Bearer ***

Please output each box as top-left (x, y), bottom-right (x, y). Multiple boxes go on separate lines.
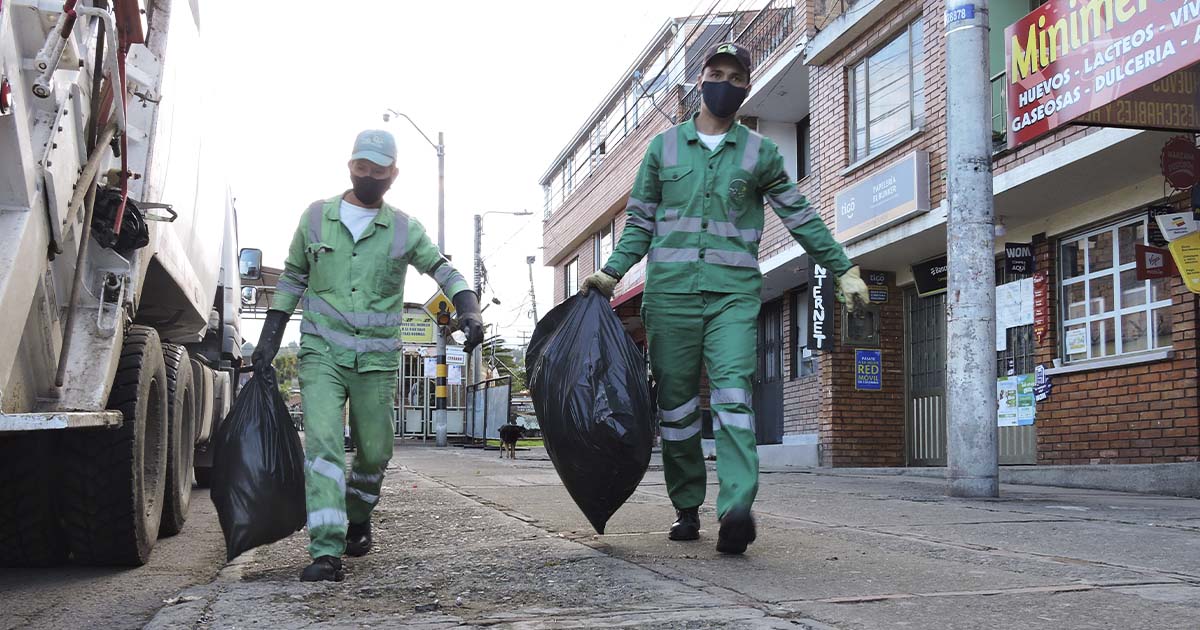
top-left (251, 310), bottom-right (289, 373)
top-left (452, 290), bottom-right (485, 354)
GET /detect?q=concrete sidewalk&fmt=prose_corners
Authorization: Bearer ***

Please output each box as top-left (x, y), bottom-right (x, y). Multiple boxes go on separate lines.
top-left (148, 445), bottom-right (1200, 629)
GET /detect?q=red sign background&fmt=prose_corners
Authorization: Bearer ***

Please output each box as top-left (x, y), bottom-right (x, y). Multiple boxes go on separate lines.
top-left (1005, 0), bottom-right (1200, 148)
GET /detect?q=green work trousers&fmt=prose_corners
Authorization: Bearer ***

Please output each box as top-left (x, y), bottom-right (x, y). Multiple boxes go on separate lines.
top-left (642, 292), bottom-right (760, 518)
top-left (298, 350), bottom-right (398, 559)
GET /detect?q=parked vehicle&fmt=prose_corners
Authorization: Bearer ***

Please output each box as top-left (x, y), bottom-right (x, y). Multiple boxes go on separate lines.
top-left (0, 0), bottom-right (257, 566)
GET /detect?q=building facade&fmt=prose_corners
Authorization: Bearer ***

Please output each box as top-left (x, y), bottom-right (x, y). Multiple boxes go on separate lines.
top-left (541, 0), bottom-right (1200, 468)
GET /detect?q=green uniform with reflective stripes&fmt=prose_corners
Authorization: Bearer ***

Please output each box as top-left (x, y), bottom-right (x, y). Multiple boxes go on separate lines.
top-left (272, 195), bottom-right (469, 559)
top-left (604, 117), bottom-right (852, 517)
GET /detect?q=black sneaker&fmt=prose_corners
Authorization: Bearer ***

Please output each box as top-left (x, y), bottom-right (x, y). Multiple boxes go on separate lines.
top-left (300, 555), bottom-right (345, 582)
top-left (716, 507), bottom-right (756, 555)
top-left (668, 507), bottom-right (700, 541)
top-left (345, 519), bottom-right (372, 557)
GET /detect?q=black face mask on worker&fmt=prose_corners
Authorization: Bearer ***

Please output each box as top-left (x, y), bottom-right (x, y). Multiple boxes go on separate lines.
top-left (350, 175), bottom-right (392, 206)
top-left (701, 80), bottom-right (748, 119)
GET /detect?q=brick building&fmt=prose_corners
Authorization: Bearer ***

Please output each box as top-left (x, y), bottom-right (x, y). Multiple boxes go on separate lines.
top-left (540, 0), bottom-right (1200, 469)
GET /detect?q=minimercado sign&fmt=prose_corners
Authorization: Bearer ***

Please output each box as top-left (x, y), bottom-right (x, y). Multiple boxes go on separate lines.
top-left (835, 151), bottom-right (931, 242)
top-left (1005, 0), bottom-right (1200, 148)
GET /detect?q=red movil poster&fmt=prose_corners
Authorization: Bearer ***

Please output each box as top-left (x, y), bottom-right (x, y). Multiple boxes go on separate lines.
top-left (1005, 0), bottom-right (1200, 148)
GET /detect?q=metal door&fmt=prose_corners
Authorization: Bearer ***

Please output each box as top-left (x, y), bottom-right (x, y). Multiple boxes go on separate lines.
top-left (996, 264), bottom-right (1038, 464)
top-left (753, 299), bottom-right (785, 445)
top-left (905, 289), bottom-right (947, 466)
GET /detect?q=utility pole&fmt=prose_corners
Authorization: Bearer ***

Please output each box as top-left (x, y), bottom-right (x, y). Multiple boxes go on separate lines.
top-left (473, 214), bottom-right (483, 392)
top-left (382, 109), bottom-right (449, 446)
top-left (471, 210), bottom-right (532, 389)
top-left (944, 0), bottom-right (998, 497)
top-left (434, 131), bottom-right (448, 447)
top-left (526, 255), bottom-right (539, 323)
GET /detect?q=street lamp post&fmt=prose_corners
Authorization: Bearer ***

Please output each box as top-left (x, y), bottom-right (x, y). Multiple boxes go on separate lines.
top-left (383, 109), bottom-right (451, 446)
top-left (472, 210), bottom-right (532, 387)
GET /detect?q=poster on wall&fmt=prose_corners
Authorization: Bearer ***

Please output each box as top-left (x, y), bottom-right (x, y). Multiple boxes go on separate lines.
top-left (1168, 230), bottom-right (1200, 294)
top-left (997, 374), bottom-right (1036, 427)
top-left (854, 349), bottom-right (883, 391)
top-left (1033, 271), bottom-right (1050, 344)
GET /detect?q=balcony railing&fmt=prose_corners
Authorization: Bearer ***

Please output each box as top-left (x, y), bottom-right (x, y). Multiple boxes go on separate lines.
top-left (680, 0), bottom-right (798, 120)
top-left (991, 71), bottom-right (1007, 152)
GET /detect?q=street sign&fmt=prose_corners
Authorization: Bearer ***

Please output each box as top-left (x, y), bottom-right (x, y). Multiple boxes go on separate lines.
top-left (423, 291), bottom-right (455, 325)
top-left (447, 347), bottom-right (466, 366)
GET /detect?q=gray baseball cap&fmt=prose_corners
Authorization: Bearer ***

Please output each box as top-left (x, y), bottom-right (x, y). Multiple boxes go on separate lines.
top-left (351, 129), bottom-right (397, 166)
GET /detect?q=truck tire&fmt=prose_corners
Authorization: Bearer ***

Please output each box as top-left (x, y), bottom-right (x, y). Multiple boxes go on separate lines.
top-left (60, 325), bottom-right (169, 566)
top-left (0, 433), bottom-right (66, 566)
top-left (160, 344), bottom-right (195, 537)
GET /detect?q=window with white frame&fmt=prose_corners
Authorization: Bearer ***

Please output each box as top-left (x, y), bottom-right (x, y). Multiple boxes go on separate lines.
top-left (594, 221), bottom-right (614, 270)
top-left (848, 18), bottom-right (926, 163)
top-left (1059, 216), bottom-right (1174, 363)
top-left (564, 258), bottom-right (579, 297)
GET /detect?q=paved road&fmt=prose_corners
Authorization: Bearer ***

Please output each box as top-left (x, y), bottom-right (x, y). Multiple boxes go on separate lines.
top-left (146, 445), bottom-right (1200, 629)
top-left (0, 488), bottom-right (227, 630)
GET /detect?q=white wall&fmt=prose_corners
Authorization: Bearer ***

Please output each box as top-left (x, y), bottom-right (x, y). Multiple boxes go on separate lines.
top-left (758, 119), bottom-right (799, 181)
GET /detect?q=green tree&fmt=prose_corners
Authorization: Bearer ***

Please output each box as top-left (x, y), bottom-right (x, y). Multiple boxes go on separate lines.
top-left (273, 350), bottom-right (299, 399)
top-left (482, 338), bottom-right (526, 391)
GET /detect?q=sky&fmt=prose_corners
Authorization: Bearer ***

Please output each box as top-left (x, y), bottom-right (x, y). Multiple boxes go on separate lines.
top-left (205, 0), bottom-right (709, 346)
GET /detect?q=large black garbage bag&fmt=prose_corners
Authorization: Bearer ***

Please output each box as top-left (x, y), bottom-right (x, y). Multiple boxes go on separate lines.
top-left (526, 292), bottom-right (654, 534)
top-left (211, 367), bottom-right (306, 560)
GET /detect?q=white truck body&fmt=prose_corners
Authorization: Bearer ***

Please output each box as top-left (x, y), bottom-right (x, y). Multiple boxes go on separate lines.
top-left (0, 0), bottom-right (246, 565)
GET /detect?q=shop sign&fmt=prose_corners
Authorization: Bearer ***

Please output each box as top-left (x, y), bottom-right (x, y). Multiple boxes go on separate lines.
top-left (911, 255), bottom-right (948, 297)
top-left (1155, 209), bottom-right (1199, 240)
top-left (1168, 230), bottom-right (1200, 293)
top-left (1077, 68), bottom-right (1200, 133)
top-left (998, 374), bottom-right (1036, 426)
top-left (1004, 0), bottom-right (1200, 149)
top-left (854, 349), bottom-right (883, 391)
top-left (1005, 242), bottom-right (1035, 274)
top-left (1161, 136), bottom-right (1200, 190)
top-left (401, 312), bottom-right (436, 344)
top-left (808, 263), bottom-right (835, 351)
top-left (835, 151), bottom-right (931, 242)
top-left (1135, 243), bottom-right (1177, 280)
top-left (865, 270), bottom-right (889, 303)
top-left (1033, 271), bottom-right (1050, 344)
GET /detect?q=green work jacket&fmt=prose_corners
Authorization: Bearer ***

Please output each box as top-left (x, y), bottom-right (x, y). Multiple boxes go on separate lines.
top-left (605, 117), bottom-right (851, 295)
top-left (272, 194), bottom-right (469, 372)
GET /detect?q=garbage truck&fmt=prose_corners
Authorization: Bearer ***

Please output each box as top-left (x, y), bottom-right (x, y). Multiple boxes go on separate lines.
top-left (0, 0), bottom-right (254, 566)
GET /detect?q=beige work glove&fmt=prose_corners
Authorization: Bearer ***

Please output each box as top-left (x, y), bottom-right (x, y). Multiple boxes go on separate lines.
top-left (579, 270), bottom-right (618, 299)
top-left (837, 266), bottom-right (870, 313)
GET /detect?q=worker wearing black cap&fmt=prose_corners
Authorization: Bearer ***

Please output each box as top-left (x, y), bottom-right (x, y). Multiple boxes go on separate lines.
top-left (581, 42), bottom-right (868, 554)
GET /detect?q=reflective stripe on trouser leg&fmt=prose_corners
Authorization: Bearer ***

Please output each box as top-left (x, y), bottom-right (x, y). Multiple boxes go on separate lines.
top-left (299, 352), bottom-right (351, 558)
top-left (345, 368), bottom-right (399, 525)
top-left (642, 292), bottom-right (706, 511)
top-left (703, 292), bottom-right (761, 518)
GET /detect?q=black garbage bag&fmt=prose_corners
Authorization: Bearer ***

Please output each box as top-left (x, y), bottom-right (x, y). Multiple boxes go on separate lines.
top-left (526, 292), bottom-right (654, 534)
top-left (211, 367), bottom-right (306, 560)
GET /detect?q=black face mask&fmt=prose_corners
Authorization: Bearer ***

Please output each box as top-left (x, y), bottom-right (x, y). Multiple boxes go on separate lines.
top-left (350, 174), bottom-right (392, 206)
top-left (701, 80), bottom-right (748, 119)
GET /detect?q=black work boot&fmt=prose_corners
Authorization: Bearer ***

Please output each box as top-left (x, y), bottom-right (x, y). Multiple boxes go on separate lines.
top-left (345, 519), bottom-right (372, 557)
top-left (668, 507), bottom-right (701, 541)
top-left (716, 506), bottom-right (757, 555)
top-left (300, 555), bottom-right (345, 582)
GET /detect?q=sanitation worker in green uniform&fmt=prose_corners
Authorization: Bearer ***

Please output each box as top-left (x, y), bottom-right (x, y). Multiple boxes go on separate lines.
top-left (581, 43), bottom-right (869, 554)
top-left (253, 130), bottom-right (484, 581)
